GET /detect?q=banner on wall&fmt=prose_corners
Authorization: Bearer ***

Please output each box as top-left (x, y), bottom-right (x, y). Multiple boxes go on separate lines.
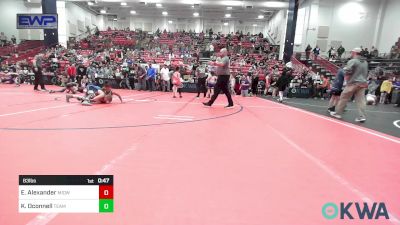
top-left (17, 14), bottom-right (58, 29)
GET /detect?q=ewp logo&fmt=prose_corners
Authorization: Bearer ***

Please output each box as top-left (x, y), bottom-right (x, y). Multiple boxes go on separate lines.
top-left (17, 14), bottom-right (58, 29)
top-left (322, 202), bottom-right (389, 220)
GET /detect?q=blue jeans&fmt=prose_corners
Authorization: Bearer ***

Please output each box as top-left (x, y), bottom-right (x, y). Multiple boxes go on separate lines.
top-left (146, 77), bottom-right (155, 91)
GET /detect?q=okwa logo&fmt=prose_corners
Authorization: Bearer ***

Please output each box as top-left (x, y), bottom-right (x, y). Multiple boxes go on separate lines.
top-left (322, 202), bottom-right (389, 220)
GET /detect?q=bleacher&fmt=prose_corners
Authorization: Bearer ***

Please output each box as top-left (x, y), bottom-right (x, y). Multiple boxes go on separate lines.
top-left (298, 37), bottom-right (400, 78)
top-left (296, 52), bottom-right (337, 79)
top-left (331, 58), bottom-right (400, 73)
top-left (77, 30), bottom-right (137, 50)
top-left (0, 40), bottom-right (44, 64)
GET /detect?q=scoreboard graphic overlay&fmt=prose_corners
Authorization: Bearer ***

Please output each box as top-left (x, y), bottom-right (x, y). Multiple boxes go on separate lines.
top-left (19, 175), bottom-right (114, 213)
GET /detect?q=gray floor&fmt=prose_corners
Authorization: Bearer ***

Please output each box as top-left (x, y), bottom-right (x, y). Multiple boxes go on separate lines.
top-left (261, 96), bottom-right (400, 137)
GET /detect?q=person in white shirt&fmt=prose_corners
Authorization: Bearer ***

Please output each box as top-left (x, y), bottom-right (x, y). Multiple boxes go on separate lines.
top-left (160, 64), bottom-right (170, 92)
top-left (230, 74), bottom-right (236, 95)
top-left (168, 52), bottom-right (174, 60)
top-left (209, 44), bottom-right (214, 56)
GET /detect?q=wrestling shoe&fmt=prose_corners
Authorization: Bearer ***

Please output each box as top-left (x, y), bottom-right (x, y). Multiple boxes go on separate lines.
top-left (355, 117), bottom-right (366, 123)
top-left (224, 105), bottom-right (235, 109)
top-left (327, 107), bottom-right (335, 113)
top-left (330, 112), bottom-right (342, 119)
top-left (203, 102), bottom-right (212, 108)
top-left (81, 101), bottom-right (92, 106)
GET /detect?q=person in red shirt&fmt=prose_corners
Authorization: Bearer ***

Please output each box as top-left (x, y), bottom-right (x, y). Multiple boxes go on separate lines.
top-left (67, 63), bottom-right (77, 83)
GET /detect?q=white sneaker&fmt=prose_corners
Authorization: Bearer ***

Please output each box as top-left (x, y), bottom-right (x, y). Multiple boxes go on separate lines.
top-left (355, 117), bottom-right (366, 123)
top-left (330, 111), bottom-right (342, 119)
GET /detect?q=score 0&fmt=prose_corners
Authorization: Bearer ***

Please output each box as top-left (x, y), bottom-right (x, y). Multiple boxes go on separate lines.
top-left (99, 185), bottom-right (113, 213)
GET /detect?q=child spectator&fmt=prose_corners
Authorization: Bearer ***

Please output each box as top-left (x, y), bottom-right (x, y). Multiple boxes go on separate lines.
top-left (379, 77), bottom-right (393, 104)
top-left (206, 72), bottom-right (217, 98)
top-left (240, 74), bottom-right (250, 97)
top-left (172, 66), bottom-right (182, 98)
top-left (80, 75), bottom-right (89, 88)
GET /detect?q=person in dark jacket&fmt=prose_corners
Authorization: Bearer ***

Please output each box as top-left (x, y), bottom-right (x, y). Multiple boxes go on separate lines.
top-left (313, 46), bottom-right (320, 56)
top-left (305, 44), bottom-right (312, 59)
top-left (328, 69), bottom-right (345, 112)
top-left (276, 67), bottom-right (292, 102)
top-left (337, 45), bottom-right (345, 58)
top-left (33, 67), bottom-right (47, 91)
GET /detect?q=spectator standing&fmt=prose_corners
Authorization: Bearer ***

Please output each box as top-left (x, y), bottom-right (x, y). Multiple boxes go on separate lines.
top-left (146, 63), bottom-right (156, 91)
top-left (331, 48), bottom-right (369, 122)
top-left (371, 46), bottom-right (379, 58)
top-left (87, 64), bottom-right (96, 82)
top-left (209, 44), bottom-right (214, 56)
top-left (229, 74), bottom-right (236, 95)
top-left (11, 35), bottom-right (16, 45)
top-left (313, 45), bottom-right (320, 56)
top-left (276, 67), bottom-right (292, 103)
top-left (337, 45), bottom-right (345, 58)
top-left (0, 32), bottom-right (7, 46)
top-left (67, 63), bottom-right (77, 83)
top-left (160, 64), bottom-right (170, 92)
top-left (77, 63), bottom-right (87, 86)
top-left (305, 44), bottom-right (312, 59)
top-left (196, 64), bottom-right (207, 98)
top-left (134, 64), bottom-right (146, 90)
top-left (328, 47), bottom-right (335, 59)
top-left (264, 74), bottom-right (271, 95)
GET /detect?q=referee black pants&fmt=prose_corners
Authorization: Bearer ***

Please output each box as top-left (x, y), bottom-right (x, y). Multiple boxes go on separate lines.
top-left (34, 74), bottom-right (45, 90)
top-left (207, 75), bottom-right (233, 106)
top-left (197, 77), bottom-right (207, 97)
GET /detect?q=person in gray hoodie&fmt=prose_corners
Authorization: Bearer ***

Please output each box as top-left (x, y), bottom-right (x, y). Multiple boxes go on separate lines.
top-left (330, 48), bottom-right (368, 122)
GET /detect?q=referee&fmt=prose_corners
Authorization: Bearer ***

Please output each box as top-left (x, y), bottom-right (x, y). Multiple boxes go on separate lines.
top-left (33, 54), bottom-right (46, 91)
top-left (33, 66), bottom-right (47, 91)
top-left (203, 48), bottom-right (234, 108)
